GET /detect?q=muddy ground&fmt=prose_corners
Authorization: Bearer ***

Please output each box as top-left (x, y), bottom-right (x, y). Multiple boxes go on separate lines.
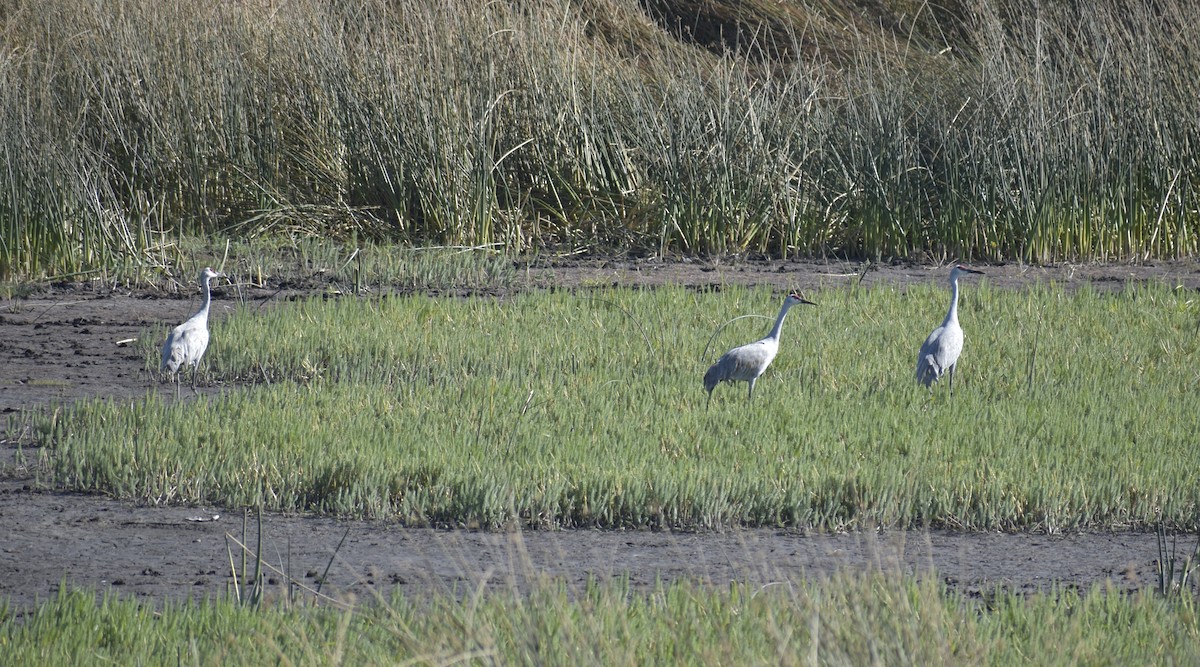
top-left (2, 257), bottom-right (1198, 612)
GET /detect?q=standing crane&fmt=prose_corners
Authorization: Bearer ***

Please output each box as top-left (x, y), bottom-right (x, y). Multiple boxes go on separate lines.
top-left (915, 264), bottom-right (984, 393)
top-left (704, 292), bottom-right (816, 407)
top-left (161, 267), bottom-right (222, 396)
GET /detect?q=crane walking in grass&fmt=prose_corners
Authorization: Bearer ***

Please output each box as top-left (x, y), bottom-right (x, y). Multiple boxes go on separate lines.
top-left (704, 293), bottom-right (816, 407)
top-left (161, 267), bottom-right (222, 396)
top-left (916, 264), bottom-right (984, 393)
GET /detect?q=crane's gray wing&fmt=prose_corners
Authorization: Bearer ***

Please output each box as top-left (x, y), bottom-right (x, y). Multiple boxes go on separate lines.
top-left (916, 325), bottom-right (964, 386)
top-left (723, 341), bottom-right (776, 381)
top-left (162, 325), bottom-right (209, 373)
top-left (735, 344), bottom-right (771, 376)
top-left (916, 327), bottom-right (945, 386)
top-left (705, 342), bottom-right (775, 390)
top-left (161, 329), bottom-right (183, 372)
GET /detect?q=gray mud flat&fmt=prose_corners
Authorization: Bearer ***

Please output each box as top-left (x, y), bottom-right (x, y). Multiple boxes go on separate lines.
top-left (2, 258), bottom-right (1196, 611)
top-left (0, 479), bottom-right (1165, 611)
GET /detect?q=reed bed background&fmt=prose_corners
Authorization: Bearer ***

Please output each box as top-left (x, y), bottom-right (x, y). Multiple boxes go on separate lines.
top-left (153, 238), bottom-right (519, 294)
top-left (37, 282), bottom-right (1200, 531)
top-left (2, 0), bottom-right (1197, 280)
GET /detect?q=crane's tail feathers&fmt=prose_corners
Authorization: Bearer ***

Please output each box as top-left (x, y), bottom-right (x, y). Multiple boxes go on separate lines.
top-left (917, 355), bottom-right (941, 386)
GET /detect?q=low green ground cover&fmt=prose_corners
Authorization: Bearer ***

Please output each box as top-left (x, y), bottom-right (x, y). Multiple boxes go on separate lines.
top-left (37, 281), bottom-right (1200, 531)
top-left (3, 576), bottom-right (1198, 666)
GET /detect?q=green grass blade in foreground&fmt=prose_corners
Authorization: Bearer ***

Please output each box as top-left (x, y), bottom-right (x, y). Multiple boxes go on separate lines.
top-left (5, 577), bottom-right (1200, 666)
top-left (49, 283), bottom-right (1200, 530)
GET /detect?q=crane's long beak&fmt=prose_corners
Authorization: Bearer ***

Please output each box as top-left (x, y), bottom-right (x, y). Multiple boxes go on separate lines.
top-left (788, 293), bottom-right (817, 306)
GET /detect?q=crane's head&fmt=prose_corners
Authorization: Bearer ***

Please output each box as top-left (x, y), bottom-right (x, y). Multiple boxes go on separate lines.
top-left (786, 292), bottom-right (817, 307)
top-left (200, 267), bottom-right (223, 284)
top-left (950, 264), bottom-right (983, 280)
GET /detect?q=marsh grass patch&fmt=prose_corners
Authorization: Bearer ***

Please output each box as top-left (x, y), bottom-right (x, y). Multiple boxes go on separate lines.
top-left (33, 282), bottom-right (1200, 531)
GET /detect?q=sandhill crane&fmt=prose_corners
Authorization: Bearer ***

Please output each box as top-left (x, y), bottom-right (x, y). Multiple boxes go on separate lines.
top-left (916, 264), bottom-right (983, 393)
top-left (161, 267), bottom-right (222, 395)
top-left (704, 293), bottom-right (816, 407)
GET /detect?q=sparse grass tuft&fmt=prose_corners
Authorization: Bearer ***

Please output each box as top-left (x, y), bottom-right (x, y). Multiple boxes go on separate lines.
top-left (1156, 522), bottom-right (1200, 598)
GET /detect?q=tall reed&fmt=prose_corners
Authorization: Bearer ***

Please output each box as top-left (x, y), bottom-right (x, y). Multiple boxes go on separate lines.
top-left (2, 0), bottom-right (1195, 279)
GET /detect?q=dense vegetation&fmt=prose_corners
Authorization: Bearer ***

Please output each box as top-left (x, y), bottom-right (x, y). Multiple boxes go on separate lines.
top-left (3, 0), bottom-right (1197, 279)
top-left (5, 2), bottom-right (1198, 654)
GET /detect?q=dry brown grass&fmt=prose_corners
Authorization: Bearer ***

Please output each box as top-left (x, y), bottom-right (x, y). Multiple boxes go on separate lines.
top-left (1, 0), bottom-right (1196, 279)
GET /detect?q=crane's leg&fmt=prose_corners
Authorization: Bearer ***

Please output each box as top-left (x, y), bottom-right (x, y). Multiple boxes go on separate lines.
top-left (174, 372), bottom-right (181, 401)
top-left (747, 378), bottom-right (756, 400)
top-left (190, 363), bottom-right (200, 396)
top-left (947, 364), bottom-right (955, 395)
top-left (706, 390), bottom-right (713, 411)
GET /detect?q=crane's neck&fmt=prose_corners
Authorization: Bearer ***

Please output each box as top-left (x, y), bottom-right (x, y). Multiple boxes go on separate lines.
top-left (942, 276), bottom-right (960, 327)
top-left (195, 275), bottom-right (213, 321)
top-left (765, 300), bottom-right (795, 342)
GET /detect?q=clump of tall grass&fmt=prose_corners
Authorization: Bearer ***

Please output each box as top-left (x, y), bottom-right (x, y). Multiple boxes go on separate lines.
top-left (2, 0), bottom-right (1196, 280)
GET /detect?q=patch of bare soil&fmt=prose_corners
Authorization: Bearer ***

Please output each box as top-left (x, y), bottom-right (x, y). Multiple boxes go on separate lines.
top-left (2, 258), bottom-right (1197, 611)
top-left (523, 255), bottom-right (1200, 292)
